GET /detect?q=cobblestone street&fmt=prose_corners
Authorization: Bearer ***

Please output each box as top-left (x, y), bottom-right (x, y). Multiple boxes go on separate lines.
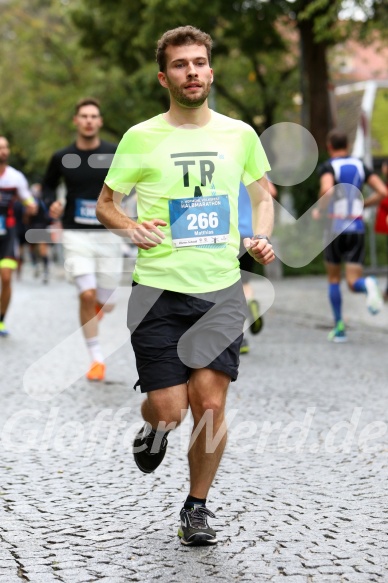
top-left (1, 266), bottom-right (388, 582)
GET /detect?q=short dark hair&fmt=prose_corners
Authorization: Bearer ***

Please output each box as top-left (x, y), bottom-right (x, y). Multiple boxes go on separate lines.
top-left (327, 129), bottom-right (348, 150)
top-left (74, 97), bottom-right (101, 115)
top-left (156, 26), bottom-right (213, 72)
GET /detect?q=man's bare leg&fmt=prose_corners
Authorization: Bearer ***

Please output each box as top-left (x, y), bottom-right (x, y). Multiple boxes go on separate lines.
top-left (187, 368), bottom-right (230, 499)
top-left (141, 384), bottom-right (189, 429)
top-left (176, 368), bottom-right (230, 546)
top-left (0, 268), bottom-right (12, 318)
top-left (79, 288), bottom-right (106, 379)
top-left (80, 288), bottom-right (98, 339)
top-left (134, 384), bottom-right (189, 473)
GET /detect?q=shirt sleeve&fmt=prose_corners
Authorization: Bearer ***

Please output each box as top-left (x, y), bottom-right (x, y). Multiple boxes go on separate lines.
top-left (17, 172), bottom-right (32, 202)
top-left (317, 160), bottom-right (333, 178)
top-left (241, 128), bottom-right (271, 186)
top-left (104, 130), bottom-right (142, 195)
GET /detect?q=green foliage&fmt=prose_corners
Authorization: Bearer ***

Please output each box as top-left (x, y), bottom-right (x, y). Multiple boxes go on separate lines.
top-left (289, 153), bottom-right (325, 218)
top-left (0, 0), bottom-right (144, 178)
top-left (365, 221), bottom-right (388, 268)
top-left (1, 0), bottom-right (386, 182)
top-left (354, 0), bottom-right (388, 40)
top-left (71, 0), bottom-right (387, 154)
top-left (71, 0), bottom-right (299, 135)
top-left (297, 0), bottom-right (344, 43)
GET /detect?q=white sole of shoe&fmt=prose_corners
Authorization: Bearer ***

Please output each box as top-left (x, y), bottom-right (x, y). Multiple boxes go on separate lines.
top-left (365, 277), bottom-right (383, 315)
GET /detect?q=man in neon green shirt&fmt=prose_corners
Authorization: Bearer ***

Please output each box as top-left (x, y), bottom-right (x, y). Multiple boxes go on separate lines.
top-left (97, 25), bottom-right (275, 546)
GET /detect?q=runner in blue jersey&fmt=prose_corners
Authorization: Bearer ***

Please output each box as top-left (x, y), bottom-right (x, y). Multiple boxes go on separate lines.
top-left (315, 129), bottom-right (387, 342)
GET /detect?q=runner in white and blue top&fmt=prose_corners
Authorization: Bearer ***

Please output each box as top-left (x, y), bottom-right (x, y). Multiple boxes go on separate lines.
top-left (319, 155), bottom-right (371, 236)
top-left (316, 129), bottom-right (387, 343)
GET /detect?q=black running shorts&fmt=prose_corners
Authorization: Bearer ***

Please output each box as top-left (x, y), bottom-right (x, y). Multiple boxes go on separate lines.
top-left (127, 280), bottom-right (248, 393)
top-left (324, 232), bottom-right (365, 265)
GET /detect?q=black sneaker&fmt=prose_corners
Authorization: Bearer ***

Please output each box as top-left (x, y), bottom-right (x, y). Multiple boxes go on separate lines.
top-left (133, 423), bottom-right (168, 474)
top-left (178, 506), bottom-right (217, 546)
top-left (248, 299), bottom-right (264, 334)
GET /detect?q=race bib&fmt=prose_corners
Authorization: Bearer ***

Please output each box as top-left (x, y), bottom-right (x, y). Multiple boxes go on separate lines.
top-left (74, 198), bottom-right (99, 225)
top-left (169, 195), bottom-right (230, 248)
top-left (0, 215), bottom-right (6, 236)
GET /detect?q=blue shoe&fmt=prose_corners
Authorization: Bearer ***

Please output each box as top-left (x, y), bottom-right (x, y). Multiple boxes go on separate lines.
top-left (327, 320), bottom-right (347, 343)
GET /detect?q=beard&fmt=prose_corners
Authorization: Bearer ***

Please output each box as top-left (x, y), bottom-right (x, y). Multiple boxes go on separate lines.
top-left (166, 77), bottom-right (212, 108)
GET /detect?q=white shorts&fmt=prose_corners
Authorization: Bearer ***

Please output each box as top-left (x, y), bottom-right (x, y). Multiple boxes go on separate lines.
top-left (62, 230), bottom-right (123, 290)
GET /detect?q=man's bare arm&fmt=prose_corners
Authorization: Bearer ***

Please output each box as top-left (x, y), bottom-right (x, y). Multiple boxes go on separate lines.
top-left (311, 173), bottom-right (335, 220)
top-left (363, 174), bottom-right (388, 208)
top-left (244, 175), bottom-right (275, 265)
top-left (96, 183), bottom-right (167, 250)
top-left (318, 173), bottom-right (336, 209)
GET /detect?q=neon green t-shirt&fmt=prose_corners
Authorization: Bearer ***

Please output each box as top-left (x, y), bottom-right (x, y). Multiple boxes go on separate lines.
top-left (105, 111), bottom-right (270, 294)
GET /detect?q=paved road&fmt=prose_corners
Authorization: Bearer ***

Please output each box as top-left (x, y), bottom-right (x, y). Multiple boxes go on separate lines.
top-left (1, 264), bottom-right (388, 582)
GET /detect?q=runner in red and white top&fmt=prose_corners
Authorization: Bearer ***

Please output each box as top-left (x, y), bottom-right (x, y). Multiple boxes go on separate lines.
top-left (0, 136), bottom-right (36, 336)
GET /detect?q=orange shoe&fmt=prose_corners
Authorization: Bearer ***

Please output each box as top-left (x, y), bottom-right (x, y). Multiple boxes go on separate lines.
top-left (95, 303), bottom-right (104, 321)
top-left (86, 361), bottom-right (106, 381)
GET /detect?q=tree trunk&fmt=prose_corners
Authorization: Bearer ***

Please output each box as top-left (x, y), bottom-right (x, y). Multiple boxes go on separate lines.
top-left (298, 18), bottom-right (332, 153)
